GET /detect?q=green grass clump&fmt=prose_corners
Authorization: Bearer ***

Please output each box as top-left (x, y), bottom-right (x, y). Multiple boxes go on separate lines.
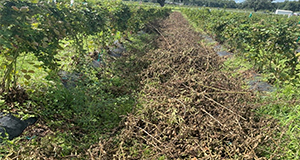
top-left (257, 85), bottom-right (300, 159)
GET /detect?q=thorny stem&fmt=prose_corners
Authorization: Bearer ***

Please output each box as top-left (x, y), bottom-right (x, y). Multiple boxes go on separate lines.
top-left (148, 23), bottom-right (171, 48)
top-left (171, 98), bottom-right (187, 117)
top-left (201, 108), bottom-right (223, 126)
top-left (135, 126), bottom-right (162, 144)
top-left (181, 82), bottom-right (247, 120)
top-left (2, 50), bottom-right (19, 92)
top-left (203, 94), bottom-right (247, 121)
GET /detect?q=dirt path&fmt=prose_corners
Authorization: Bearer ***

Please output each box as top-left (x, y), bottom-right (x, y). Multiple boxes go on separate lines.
top-left (98, 12), bottom-right (279, 159)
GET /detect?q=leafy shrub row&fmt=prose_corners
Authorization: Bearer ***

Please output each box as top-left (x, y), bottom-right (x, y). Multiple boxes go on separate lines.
top-left (182, 8), bottom-right (300, 85)
top-left (0, 0), bottom-right (170, 92)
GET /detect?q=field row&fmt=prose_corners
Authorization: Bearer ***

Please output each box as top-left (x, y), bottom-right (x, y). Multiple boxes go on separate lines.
top-left (0, 0), bottom-right (170, 92)
top-left (182, 8), bottom-right (300, 85)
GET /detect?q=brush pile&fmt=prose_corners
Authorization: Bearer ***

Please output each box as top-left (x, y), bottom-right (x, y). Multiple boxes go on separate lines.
top-left (93, 12), bottom-right (281, 159)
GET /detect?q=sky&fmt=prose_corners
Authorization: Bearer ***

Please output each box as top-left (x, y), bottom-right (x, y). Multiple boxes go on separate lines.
top-left (235, 0), bottom-right (298, 3)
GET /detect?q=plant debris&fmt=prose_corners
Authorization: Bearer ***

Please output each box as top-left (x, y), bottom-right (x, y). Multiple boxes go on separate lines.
top-left (95, 12), bottom-right (280, 159)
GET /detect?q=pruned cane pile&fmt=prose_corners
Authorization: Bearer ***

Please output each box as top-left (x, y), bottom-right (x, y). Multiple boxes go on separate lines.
top-left (94, 12), bottom-right (281, 159)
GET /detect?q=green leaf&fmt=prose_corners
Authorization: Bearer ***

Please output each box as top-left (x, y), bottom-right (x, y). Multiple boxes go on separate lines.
top-left (30, 0), bottom-right (39, 3)
top-left (56, 44), bottom-right (64, 50)
top-left (0, 64), bottom-right (6, 69)
top-left (33, 65), bottom-right (41, 68)
top-left (5, 56), bottom-right (14, 61)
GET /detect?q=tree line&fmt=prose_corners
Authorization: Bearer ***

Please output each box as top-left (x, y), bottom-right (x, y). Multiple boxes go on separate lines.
top-left (127, 0), bottom-right (300, 12)
top-left (240, 0), bottom-right (300, 12)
